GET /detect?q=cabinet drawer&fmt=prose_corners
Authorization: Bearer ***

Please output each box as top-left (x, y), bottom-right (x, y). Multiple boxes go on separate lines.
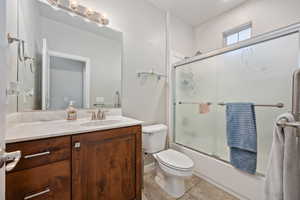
top-left (6, 160), bottom-right (71, 200)
top-left (6, 136), bottom-right (71, 172)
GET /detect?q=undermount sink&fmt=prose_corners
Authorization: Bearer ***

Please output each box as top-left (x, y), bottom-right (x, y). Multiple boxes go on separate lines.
top-left (80, 120), bottom-right (122, 127)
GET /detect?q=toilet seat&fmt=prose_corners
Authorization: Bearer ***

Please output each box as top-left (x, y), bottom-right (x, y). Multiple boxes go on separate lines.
top-left (155, 149), bottom-right (194, 171)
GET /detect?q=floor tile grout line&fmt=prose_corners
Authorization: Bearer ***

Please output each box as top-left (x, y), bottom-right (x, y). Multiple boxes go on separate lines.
top-left (177, 180), bottom-right (202, 200)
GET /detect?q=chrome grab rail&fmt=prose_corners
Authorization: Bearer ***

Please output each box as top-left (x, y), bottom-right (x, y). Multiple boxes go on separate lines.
top-left (24, 188), bottom-right (50, 200)
top-left (276, 118), bottom-right (300, 137)
top-left (276, 69), bottom-right (300, 137)
top-left (24, 151), bottom-right (51, 159)
top-left (277, 120), bottom-right (300, 129)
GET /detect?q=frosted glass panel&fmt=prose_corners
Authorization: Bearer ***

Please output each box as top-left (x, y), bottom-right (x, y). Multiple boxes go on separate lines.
top-left (175, 60), bottom-right (217, 155)
top-left (174, 33), bottom-right (299, 174)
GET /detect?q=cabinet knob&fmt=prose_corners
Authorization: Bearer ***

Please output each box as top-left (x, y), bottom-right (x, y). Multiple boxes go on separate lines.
top-left (74, 142), bottom-right (81, 149)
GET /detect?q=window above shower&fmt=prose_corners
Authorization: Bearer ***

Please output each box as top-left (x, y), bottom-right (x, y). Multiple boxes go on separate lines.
top-left (223, 22), bottom-right (252, 46)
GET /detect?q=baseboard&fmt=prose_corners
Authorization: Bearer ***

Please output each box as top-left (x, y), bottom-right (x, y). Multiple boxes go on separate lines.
top-left (193, 170), bottom-right (249, 200)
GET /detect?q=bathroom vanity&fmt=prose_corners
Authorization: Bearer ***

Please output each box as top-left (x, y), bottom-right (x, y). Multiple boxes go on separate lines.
top-left (4, 0), bottom-right (143, 199)
top-left (5, 115), bottom-right (142, 200)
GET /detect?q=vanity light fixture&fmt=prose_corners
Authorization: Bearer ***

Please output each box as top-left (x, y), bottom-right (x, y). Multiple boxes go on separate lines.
top-left (47, 0), bottom-right (109, 26)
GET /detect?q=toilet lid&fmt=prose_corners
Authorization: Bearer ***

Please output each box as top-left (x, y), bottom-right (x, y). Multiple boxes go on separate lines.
top-left (142, 124), bottom-right (168, 134)
top-left (156, 149), bottom-right (194, 170)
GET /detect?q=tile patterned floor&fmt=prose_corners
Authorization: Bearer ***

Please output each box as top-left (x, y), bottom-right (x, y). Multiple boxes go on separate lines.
top-left (142, 171), bottom-right (238, 200)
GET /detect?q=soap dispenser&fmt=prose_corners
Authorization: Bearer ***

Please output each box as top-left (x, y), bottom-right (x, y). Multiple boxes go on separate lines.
top-left (66, 101), bottom-right (77, 120)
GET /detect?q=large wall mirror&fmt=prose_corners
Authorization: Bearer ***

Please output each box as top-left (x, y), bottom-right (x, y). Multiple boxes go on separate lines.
top-left (12, 0), bottom-right (122, 112)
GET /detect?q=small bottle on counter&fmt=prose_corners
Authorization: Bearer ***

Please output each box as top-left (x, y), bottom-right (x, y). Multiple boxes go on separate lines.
top-left (114, 91), bottom-right (121, 108)
top-left (66, 101), bottom-right (77, 120)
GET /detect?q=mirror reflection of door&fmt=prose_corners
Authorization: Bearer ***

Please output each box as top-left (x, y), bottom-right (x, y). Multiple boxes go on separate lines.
top-left (49, 56), bottom-right (84, 110)
top-left (42, 38), bottom-right (91, 110)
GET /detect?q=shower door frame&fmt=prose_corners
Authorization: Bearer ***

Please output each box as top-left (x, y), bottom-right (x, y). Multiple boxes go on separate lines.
top-left (171, 22), bottom-right (300, 167)
top-left (173, 22), bottom-right (300, 69)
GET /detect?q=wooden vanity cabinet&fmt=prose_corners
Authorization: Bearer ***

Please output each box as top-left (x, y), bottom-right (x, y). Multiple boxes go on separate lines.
top-left (6, 160), bottom-right (71, 200)
top-left (6, 136), bottom-right (71, 200)
top-left (72, 125), bottom-right (142, 200)
top-left (6, 125), bottom-right (142, 200)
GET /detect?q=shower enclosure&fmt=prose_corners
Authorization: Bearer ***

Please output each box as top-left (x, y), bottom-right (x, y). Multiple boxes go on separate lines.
top-left (173, 24), bottom-right (300, 174)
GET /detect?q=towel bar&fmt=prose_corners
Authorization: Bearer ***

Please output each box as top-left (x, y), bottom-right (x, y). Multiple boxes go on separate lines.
top-left (218, 102), bottom-right (284, 108)
top-left (178, 101), bottom-right (212, 105)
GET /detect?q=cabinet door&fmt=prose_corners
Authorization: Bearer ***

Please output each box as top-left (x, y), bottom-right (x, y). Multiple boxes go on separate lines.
top-left (72, 126), bottom-right (141, 200)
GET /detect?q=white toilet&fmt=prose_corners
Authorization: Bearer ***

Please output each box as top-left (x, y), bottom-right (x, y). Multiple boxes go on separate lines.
top-left (142, 124), bottom-right (194, 198)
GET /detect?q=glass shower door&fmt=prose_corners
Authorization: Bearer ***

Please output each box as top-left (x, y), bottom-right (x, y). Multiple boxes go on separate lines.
top-left (175, 58), bottom-right (218, 156)
top-left (174, 32), bottom-right (299, 174)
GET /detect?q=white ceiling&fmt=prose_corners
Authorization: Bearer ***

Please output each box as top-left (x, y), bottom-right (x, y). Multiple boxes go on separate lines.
top-left (147, 0), bottom-right (248, 27)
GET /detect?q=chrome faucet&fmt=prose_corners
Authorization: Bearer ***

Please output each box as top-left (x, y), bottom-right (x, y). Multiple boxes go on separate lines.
top-left (91, 111), bottom-right (97, 120)
top-left (96, 109), bottom-right (107, 120)
top-left (89, 109), bottom-right (108, 120)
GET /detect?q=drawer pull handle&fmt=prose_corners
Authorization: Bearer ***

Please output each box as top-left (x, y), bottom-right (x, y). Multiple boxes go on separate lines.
top-left (24, 151), bottom-right (51, 159)
top-left (24, 188), bottom-right (50, 200)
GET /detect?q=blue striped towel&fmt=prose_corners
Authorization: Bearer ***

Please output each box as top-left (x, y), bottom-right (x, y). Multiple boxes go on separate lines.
top-left (226, 103), bottom-right (257, 174)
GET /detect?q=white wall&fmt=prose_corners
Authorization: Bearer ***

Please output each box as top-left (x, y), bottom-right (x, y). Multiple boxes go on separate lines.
top-left (6, 0), bottom-right (18, 113)
top-left (195, 0), bottom-right (300, 53)
top-left (0, 0), bottom-right (7, 198)
top-left (82, 0), bottom-right (167, 124)
top-left (18, 0), bottom-right (42, 111)
top-left (170, 14), bottom-right (196, 57)
top-left (15, 0), bottom-right (42, 111)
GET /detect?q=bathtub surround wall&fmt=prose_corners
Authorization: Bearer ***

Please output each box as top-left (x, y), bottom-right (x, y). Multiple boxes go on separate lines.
top-left (195, 0), bottom-right (300, 52)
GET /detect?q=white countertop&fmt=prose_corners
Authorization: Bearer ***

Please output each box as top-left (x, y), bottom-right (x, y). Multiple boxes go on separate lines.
top-left (5, 116), bottom-right (143, 143)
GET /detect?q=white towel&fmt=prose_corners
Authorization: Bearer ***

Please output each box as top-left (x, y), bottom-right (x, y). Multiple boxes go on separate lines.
top-left (265, 113), bottom-right (300, 200)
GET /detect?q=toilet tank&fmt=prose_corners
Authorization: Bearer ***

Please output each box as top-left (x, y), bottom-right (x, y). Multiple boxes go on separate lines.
top-left (142, 124), bottom-right (168, 153)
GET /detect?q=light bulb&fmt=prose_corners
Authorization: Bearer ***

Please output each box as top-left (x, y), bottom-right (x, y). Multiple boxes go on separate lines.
top-left (70, 0), bottom-right (78, 10)
top-left (102, 12), bottom-right (107, 19)
top-left (86, 8), bottom-right (93, 16)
